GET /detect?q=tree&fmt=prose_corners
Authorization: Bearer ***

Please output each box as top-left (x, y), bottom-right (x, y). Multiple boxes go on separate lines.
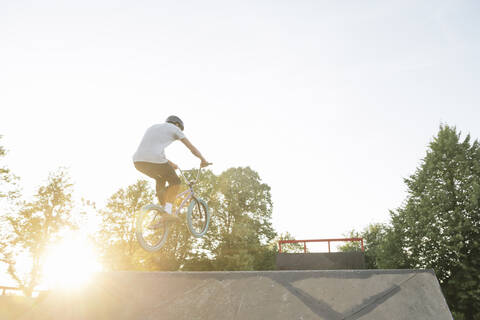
top-left (338, 230), bottom-right (363, 252)
top-left (275, 232), bottom-right (305, 253)
top-left (0, 136), bottom-right (19, 201)
top-left (339, 224), bottom-right (409, 269)
top-left (97, 179), bottom-right (154, 270)
top-left (0, 136), bottom-right (19, 277)
top-left (0, 169), bottom-right (75, 297)
top-left (374, 213), bottom-right (412, 269)
top-left (97, 179), bottom-right (197, 271)
top-left (98, 167), bottom-right (279, 272)
top-left (204, 167), bottom-right (277, 270)
top-left (390, 125), bottom-right (480, 319)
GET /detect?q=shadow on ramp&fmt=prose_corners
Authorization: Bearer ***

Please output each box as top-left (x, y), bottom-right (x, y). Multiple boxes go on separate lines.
top-left (20, 269), bottom-right (452, 320)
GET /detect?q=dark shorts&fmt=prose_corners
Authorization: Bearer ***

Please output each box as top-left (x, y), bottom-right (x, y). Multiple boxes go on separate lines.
top-left (134, 161), bottom-right (181, 188)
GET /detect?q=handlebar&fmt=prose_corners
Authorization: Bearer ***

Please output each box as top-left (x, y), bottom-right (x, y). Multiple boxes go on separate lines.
top-left (178, 163), bottom-right (212, 186)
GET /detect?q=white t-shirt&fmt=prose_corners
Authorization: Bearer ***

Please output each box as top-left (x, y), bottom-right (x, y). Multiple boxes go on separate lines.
top-left (133, 123), bottom-right (186, 164)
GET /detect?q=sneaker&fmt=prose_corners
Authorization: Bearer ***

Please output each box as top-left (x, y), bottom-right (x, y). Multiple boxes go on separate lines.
top-left (157, 205), bottom-right (168, 214)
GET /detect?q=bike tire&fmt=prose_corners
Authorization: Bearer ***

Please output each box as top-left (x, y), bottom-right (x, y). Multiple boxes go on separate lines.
top-left (136, 204), bottom-right (169, 252)
top-left (186, 197), bottom-right (210, 238)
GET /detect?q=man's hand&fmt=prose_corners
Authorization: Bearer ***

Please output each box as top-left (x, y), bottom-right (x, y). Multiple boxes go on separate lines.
top-left (168, 160), bottom-right (179, 170)
top-left (200, 160), bottom-right (212, 168)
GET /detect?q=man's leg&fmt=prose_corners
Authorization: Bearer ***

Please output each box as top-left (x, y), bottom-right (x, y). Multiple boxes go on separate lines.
top-left (161, 164), bottom-right (182, 215)
top-left (164, 183), bottom-right (180, 213)
top-left (134, 161), bottom-right (180, 215)
top-left (134, 162), bottom-right (168, 206)
top-left (155, 178), bottom-right (167, 206)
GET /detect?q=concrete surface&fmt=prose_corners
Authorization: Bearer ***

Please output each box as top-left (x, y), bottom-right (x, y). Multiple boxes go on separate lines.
top-left (276, 253), bottom-right (366, 270)
top-left (21, 269), bottom-right (452, 320)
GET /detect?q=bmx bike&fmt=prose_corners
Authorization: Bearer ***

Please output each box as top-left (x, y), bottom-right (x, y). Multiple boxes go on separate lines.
top-left (136, 166), bottom-right (210, 252)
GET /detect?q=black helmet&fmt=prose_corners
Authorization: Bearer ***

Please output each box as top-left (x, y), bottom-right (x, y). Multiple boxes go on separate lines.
top-left (166, 115), bottom-right (184, 131)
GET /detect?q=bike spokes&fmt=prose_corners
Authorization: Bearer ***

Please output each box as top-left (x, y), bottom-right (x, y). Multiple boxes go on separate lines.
top-left (142, 212), bottom-right (165, 244)
top-left (192, 200), bottom-right (206, 230)
top-left (136, 206), bottom-right (169, 251)
top-left (187, 198), bottom-right (210, 237)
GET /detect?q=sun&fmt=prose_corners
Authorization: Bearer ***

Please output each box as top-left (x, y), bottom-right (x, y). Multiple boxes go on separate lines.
top-left (42, 233), bottom-right (102, 289)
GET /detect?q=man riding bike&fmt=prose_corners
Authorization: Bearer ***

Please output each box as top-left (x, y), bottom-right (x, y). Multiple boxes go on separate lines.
top-left (133, 115), bottom-right (211, 220)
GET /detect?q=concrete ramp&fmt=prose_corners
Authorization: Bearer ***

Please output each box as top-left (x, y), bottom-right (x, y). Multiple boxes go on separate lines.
top-left (23, 270), bottom-right (452, 320)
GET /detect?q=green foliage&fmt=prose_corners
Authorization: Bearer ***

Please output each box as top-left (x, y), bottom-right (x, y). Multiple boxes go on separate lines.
top-left (275, 232), bottom-right (305, 253)
top-left (373, 220), bottom-right (411, 269)
top-left (96, 178), bottom-right (204, 271)
top-left (98, 167), bottom-right (279, 271)
top-left (96, 179), bottom-right (156, 270)
top-left (389, 125), bottom-right (480, 319)
top-left (338, 230), bottom-right (363, 252)
top-left (0, 169), bottom-right (75, 297)
top-left (181, 254), bottom-right (214, 271)
top-left (339, 224), bottom-right (409, 269)
top-left (0, 136), bottom-right (19, 201)
top-left (341, 125), bottom-right (480, 319)
top-left (204, 167), bottom-right (277, 270)
top-left (151, 214), bottom-right (198, 271)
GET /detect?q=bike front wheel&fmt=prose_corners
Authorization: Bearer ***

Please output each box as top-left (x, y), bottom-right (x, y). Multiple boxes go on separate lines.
top-left (136, 204), bottom-right (169, 252)
top-left (187, 197), bottom-right (210, 238)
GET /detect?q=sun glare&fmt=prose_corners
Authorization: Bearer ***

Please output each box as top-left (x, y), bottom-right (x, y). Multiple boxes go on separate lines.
top-left (42, 233), bottom-right (102, 290)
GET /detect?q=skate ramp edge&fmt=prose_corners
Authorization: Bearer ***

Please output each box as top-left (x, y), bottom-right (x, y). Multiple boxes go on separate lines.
top-left (276, 252), bottom-right (366, 270)
top-left (22, 269), bottom-right (452, 320)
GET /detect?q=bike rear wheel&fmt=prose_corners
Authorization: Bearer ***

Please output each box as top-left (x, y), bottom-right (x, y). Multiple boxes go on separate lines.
top-left (136, 204), bottom-right (169, 252)
top-left (187, 197), bottom-right (210, 237)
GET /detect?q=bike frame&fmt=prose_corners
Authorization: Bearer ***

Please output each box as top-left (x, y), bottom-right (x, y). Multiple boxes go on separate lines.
top-left (136, 166), bottom-right (209, 251)
top-left (172, 187), bottom-right (194, 216)
top-left (171, 168), bottom-right (201, 216)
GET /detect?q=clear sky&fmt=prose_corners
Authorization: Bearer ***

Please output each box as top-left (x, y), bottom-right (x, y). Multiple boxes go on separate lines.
top-left (1, 0), bottom-right (480, 247)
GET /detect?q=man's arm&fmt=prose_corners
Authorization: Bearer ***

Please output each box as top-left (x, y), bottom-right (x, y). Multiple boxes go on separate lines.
top-left (180, 138), bottom-right (211, 167)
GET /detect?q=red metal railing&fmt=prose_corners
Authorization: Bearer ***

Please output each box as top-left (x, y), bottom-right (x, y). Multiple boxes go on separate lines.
top-left (278, 238), bottom-right (364, 253)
